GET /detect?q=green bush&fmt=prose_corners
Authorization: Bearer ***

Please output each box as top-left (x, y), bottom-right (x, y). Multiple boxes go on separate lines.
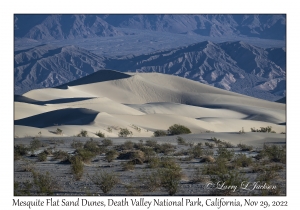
top-left (56, 128), bottom-right (63, 135)
top-left (233, 154), bottom-right (253, 167)
top-left (32, 170), bottom-right (59, 195)
top-left (76, 148), bottom-right (96, 163)
top-left (177, 136), bottom-right (188, 145)
top-left (30, 138), bottom-right (41, 152)
top-left (261, 144), bottom-right (286, 163)
top-left (118, 128), bottom-right (133, 137)
top-left (95, 131), bottom-right (105, 138)
top-left (70, 155), bottom-right (84, 180)
top-left (71, 140), bottom-right (83, 149)
top-left (52, 150), bottom-right (69, 161)
top-left (237, 143), bottom-right (253, 151)
top-left (153, 130), bottom-right (167, 137)
top-left (167, 124), bottom-right (191, 135)
top-left (37, 152), bottom-right (47, 162)
top-left (145, 139), bottom-right (158, 147)
top-left (77, 130), bottom-right (88, 137)
top-left (88, 171), bottom-right (119, 194)
top-left (189, 144), bottom-right (203, 158)
top-left (14, 144), bottom-right (29, 160)
top-left (158, 143), bottom-right (176, 155)
top-left (122, 161), bottom-right (135, 171)
top-left (148, 157), bottom-right (161, 168)
top-left (101, 139), bottom-right (113, 147)
top-left (217, 147), bottom-right (234, 161)
top-left (105, 150), bottom-right (119, 162)
top-left (84, 138), bottom-right (103, 155)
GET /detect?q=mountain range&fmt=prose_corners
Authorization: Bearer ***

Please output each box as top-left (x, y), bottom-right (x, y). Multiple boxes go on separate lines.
top-left (14, 41), bottom-right (285, 101)
top-left (14, 14), bottom-right (286, 41)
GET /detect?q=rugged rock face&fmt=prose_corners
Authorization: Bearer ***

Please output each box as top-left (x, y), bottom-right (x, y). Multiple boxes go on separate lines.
top-left (14, 15), bottom-right (124, 40)
top-left (14, 45), bottom-right (106, 94)
top-left (105, 41), bottom-right (286, 100)
top-left (15, 14), bottom-right (286, 40)
top-left (14, 41), bottom-right (286, 101)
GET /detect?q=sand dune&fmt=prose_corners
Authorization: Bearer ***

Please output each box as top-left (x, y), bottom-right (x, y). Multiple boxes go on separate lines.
top-left (15, 70), bottom-right (286, 138)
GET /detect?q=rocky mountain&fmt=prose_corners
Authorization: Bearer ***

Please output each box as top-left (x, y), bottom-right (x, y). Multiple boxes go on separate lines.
top-left (14, 15), bottom-right (124, 40)
top-left (14, 44), bottom-right (106, 94)
top-left (14, 41), bottom-right (286, 101)
top-left (105, 41), bottom-right (286, 100)
top-left (15, 14), bottom-right (286, 41)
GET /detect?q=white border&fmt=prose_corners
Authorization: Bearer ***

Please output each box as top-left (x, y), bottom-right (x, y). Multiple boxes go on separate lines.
top-left (2, 0), bottom-right (297, 209)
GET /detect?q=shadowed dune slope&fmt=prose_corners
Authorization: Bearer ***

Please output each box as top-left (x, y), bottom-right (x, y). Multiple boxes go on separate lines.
top-left (15, 108), bottom-right (99, 128)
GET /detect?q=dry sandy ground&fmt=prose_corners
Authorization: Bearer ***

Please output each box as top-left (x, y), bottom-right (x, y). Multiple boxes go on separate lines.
top-left (14, 135), bottom-right (286, 196)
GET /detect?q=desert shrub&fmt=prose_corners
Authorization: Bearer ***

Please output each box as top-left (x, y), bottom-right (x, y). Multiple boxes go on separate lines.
top-left (122, 161), bottom-right (135, 171)
top-left (37, 151), bottom-right (47, 162)
top-left (32, 170), bottom-right (59, 195)
top-left (123, 140), bottom-right (134, 150)
top-left (191, 167), bottom-right (210, 183)
top-left (84, 139), bottom-right (102, 155)
top-left (30, 138), bottom-right (41, 152)
top-left (157, 165), bottom-right (182, 195)
top-left (101, 139), bottom-right (113, 147)
top-left (107, 127), bottom-right (113, 133)
top-left (88, 171), bottom-right (119, 194)
top-left (77, 130), bottom-right (88, 137)
top-left (153, 130), bottom-right (167, 137)
top-left (76, 148), bottom-right (96, 163)
top-left (14, 144), bottom-right (29, 160)
top-left (205, 142), bottom-right (215, 148)
top-left (261, 144), bottom-right (286, 163)
top-left (189, 144), bottom-right (203, 158)
top-left (131, 124), bottom-right (141, 132)
top-left (145, 139), bottom-right (159, 147)
top-left (142, 147), bottom-right (156, 161)
top-left (14, 180), bottom-right (33, 196)
top-left (203, 148), bottom-right (214, 156)
top-left (148, 157), bottom-right (161, 168)
top-left (177, 136), bottom-right (188, 145)
top-left (95, 131), bottom-right (105, 138)
top-left (71, 140), bottom-right (83, 149)
top-left (158, 143), bottom-right (176, 155)
top-left (239, 127), bottom-right (245, 134)
top-left (202, 158), bottom-right (229, 176)
top-left (70, 155), bottom-right (84, 180)
top-left (118, 128), bottom-right (133, 137)
top-left (125, 182), bottom-right (142, 196)
top-left (21, 160), bottom-right (36, 172)
top-left (52, 150), bottom-right (69, 161)
top-left (167, 124), bottom-right (191, 135)
top-left (210, 170), bottom-right (247, 196)
top-left (55, 128), bottom-right (63, 135)
top-left (200, 155), bottom-right (215, 163)
top-left (233, 154), bottom-right (253, 167)
top-left (257, 168), bottom-right (278, 184)
top-left (237, 143), bottom-right (253, 151)
top-left (118, 150), bottom-right (145, 164)
top-left (105, 150), bottom-right (119, 162)
top-left (217, 147), bottom-right (234, 161)
top-left (251, 126), bottom-right (273, 133)
top-left (141, 170), bottom-right (162, 192)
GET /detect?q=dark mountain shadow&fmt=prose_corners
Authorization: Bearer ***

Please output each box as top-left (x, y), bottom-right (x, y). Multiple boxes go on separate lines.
top-left (14, 108), bottom-right (99, 128)
top-left (14, 95), bottom-right (95, 105)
